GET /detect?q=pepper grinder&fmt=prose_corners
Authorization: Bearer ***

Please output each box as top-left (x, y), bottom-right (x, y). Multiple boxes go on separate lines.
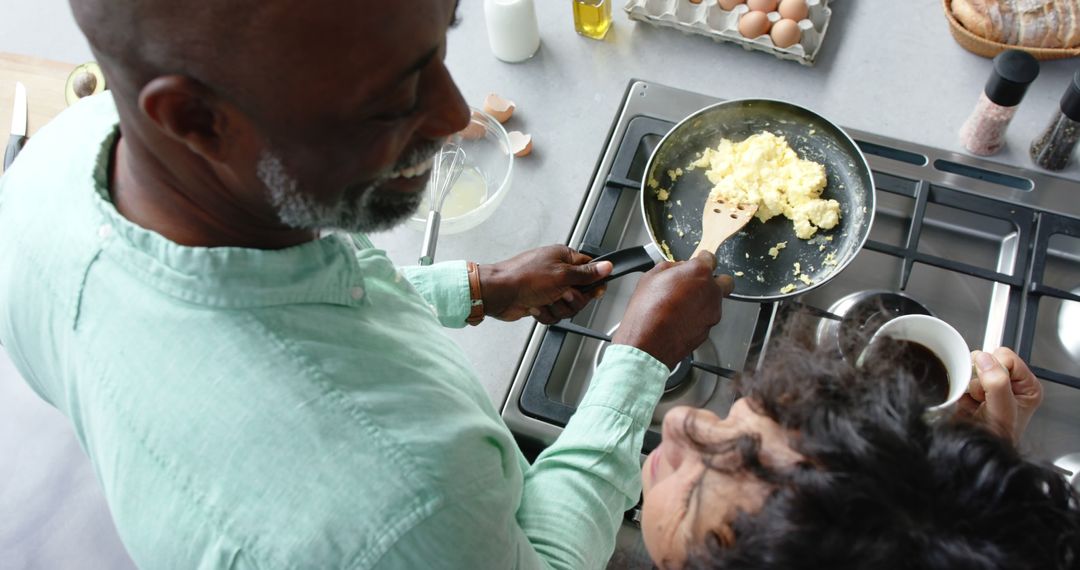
top-left (484, 0), bottom-right (541, 63)
top-left (959, 50), bottom-right (1040, 156)
top-left (1030, 70), bottom-right (1080, 171)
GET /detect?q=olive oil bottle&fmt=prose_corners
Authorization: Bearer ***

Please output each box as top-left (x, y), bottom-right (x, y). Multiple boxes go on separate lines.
top-left (572, 0), bottom-right (612, 40)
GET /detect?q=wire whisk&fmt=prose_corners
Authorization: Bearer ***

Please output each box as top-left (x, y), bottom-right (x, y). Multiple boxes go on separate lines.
top-left (419, 142), bottom-right (466, 265)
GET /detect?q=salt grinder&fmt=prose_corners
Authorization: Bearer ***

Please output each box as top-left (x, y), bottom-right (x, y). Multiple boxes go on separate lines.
top-left (484, 0), bottom-right (541, 63)
top-left (1030, 69), bottom-right (1080, 171)
top-left (959, 50), bottom-right (1040, 156)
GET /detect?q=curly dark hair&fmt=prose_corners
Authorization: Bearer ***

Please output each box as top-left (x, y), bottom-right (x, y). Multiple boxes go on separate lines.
top-left (683, 324), bottom-right (1080, 570)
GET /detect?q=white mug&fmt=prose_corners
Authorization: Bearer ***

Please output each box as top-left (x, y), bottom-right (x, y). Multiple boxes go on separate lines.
top-left (859, 314), bottom-right (972, 413)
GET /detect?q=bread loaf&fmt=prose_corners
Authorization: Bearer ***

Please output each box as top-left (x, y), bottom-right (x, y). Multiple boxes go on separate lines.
top-left (952, 0), bottom-right (1080, 49)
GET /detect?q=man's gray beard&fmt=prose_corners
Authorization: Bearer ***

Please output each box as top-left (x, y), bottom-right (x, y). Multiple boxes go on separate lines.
top-left (256, 150), bottom-right (426, 234)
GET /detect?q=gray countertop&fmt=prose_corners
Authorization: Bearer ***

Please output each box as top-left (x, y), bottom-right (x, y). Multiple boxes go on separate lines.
top-left (3, 0), bottom-right (1079, 407)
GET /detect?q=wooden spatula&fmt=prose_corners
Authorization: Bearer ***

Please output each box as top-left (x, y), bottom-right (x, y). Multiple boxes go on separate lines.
top-left (691, 200), bottom-right (759, 259)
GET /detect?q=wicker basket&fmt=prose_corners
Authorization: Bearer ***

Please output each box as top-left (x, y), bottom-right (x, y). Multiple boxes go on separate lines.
top-left (943, 0), bottom-right (1080, 61)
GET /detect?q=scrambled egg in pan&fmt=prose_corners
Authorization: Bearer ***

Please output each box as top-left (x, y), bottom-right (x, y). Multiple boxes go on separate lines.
top-left (690, 131), bottom-right (840, 239)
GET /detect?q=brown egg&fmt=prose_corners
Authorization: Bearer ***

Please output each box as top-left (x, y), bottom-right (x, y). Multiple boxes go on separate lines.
top-left (738, 11), bottom-right (771, 38)
top-left (770, 18), bottom-right (801, 48)
top-left (746, 0), bottom-right (779, 11)
top-left (778, 0), bottom-right (808, 21)
top-left (717, 0), bottom-right (744, 10)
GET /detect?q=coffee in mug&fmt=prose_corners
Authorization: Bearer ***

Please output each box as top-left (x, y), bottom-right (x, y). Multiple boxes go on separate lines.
top-left (862, 338), bottom-right (950, 406)
top-left (858, 315), bottom-right (972, 413)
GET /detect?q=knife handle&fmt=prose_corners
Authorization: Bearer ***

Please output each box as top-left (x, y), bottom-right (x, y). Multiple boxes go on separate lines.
top-left (4, 134), bottom-right (27, 172)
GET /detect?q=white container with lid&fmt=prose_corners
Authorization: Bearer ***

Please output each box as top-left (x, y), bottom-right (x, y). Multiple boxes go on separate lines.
top-left (484, 0), bottom-right (541, 63)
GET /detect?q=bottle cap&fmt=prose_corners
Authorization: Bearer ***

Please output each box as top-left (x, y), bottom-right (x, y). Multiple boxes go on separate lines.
top-left (1060, 69), bottom-right (1080, 121)
top-left (984, 50), bottom-right (1040, 107)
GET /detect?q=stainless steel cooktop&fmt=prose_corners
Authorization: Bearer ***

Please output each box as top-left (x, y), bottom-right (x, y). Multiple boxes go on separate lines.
top-left (500, 79), bottom-right (1080, 568)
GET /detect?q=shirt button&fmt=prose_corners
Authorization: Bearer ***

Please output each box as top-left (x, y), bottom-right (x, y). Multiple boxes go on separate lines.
top-left (350, 286), bottom-right (365, 300)
top-left (97, 224), bottom-right (112, 240)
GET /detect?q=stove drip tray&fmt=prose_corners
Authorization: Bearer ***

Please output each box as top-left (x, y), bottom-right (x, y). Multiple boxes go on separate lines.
top-left (815, 290), bottom-right (933, 362)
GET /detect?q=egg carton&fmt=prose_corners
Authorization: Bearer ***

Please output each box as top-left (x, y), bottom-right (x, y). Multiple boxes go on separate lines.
top-left (623, 0), bottom-right (834, 66)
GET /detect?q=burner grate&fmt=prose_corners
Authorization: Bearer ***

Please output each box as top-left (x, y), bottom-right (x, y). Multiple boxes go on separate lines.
top-left (1025, 213), bottom-right (1080, 388)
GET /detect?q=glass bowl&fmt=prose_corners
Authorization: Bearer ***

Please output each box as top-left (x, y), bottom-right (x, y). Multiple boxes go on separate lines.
top-left (409, 108), bottom-right (514, 235)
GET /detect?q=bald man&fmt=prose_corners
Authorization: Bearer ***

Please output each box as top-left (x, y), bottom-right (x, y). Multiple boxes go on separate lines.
top-left (0, 1), bottom-right (734, 568)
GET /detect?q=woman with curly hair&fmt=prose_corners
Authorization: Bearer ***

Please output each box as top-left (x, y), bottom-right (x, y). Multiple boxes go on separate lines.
top-left (641, 329), bottom-right (1079, 570)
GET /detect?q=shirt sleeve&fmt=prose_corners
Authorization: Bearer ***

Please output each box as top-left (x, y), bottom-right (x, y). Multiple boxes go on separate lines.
top-left (399, 261), bottom-right (471, 328)
top-left (376, 344), bottom-right (668, 570)
top-left (515, 344), bottom-right (667, 569)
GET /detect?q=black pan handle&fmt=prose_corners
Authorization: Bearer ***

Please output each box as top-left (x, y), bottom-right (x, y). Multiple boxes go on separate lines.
top-left (579, 242), bottom-right (667, 293)
top-left (551, 320), bottom-right (612, 342)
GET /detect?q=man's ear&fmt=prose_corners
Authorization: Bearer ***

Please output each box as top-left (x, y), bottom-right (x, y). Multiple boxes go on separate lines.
top-left (138, 75), bottom-right (236, 163)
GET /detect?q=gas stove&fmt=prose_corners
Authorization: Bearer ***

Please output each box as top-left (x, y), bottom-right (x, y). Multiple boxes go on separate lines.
top-left (500, 80), bottom-right (1080, 567)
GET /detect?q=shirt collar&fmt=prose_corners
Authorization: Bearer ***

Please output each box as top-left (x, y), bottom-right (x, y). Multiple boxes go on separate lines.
top-left (90, 127), bottom-right (369, 309)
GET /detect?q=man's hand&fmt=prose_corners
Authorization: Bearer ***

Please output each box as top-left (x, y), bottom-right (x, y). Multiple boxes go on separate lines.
top-left (611, 251), bottom-right (734, 369)
top-left (479, 245), bottom-right (613, 324)
top-left (957, 347), bottom-right (1043, 444)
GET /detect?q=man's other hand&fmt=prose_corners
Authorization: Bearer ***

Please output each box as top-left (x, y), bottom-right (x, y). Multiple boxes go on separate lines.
top-left (479, 245), bottom-right (612, 324)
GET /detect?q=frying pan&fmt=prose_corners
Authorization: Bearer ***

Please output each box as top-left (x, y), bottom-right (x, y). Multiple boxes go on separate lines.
top-left (591, 99), bottom-right (875, 301)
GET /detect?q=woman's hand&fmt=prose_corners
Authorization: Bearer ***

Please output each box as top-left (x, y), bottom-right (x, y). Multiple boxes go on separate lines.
top-left (957, 347), bottom-right (1043, 444)
top-left (478, 245), bottom-right (612, 324)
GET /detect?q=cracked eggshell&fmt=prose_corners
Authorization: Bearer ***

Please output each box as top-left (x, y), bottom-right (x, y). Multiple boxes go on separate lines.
top-left (508, 131), bottom-right (533, 157)
top-left (460, 111), bottom-right (487, 140)
top-left (483, 93), bottom-right (516, 123)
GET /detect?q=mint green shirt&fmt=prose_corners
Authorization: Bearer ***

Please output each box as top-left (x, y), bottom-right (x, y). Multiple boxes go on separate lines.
top-left (0, 94), bottom-right (668, 569)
